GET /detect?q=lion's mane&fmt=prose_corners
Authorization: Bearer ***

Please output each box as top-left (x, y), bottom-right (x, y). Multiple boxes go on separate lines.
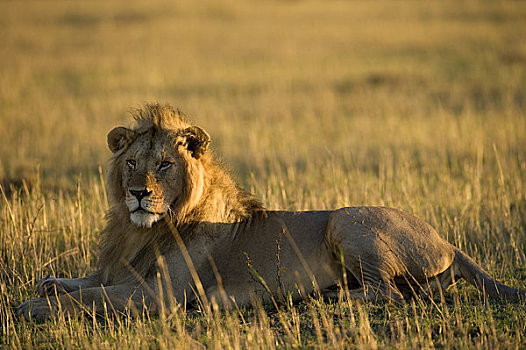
top-left (97, 104), bottom-right (264, 284)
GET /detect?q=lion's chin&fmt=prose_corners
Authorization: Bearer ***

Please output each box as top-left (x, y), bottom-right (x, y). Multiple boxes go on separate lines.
top-left (130, 210), bottom-right (163, 228)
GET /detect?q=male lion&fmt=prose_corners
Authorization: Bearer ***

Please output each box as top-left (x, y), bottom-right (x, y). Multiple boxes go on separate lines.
top-left (17, 103), bottom-right (525, 322)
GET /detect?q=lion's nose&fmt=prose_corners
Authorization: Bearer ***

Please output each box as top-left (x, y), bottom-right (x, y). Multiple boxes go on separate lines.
top-left (129, 189), bottom-right (152, 200)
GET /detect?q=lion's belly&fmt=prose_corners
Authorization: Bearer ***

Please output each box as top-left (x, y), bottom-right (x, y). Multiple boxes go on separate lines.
top-left (212, 211), bottom-right (340, 305)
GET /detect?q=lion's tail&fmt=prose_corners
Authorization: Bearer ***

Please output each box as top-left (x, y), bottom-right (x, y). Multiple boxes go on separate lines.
top-left (453, 248), bottom-right (526, 301)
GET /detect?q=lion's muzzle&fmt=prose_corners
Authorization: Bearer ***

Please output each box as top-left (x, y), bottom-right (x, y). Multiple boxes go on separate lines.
top-left (126, 187), bottom-right (166, 228)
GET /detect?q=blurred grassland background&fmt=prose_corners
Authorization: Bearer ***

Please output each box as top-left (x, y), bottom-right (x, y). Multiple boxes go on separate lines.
top-left (1, 0), bottom-right (526, 348)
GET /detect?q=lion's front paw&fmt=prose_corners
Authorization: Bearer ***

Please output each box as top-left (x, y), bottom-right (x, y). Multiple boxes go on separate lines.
top-left (16, 297), bottom-right (57, 323)
top-left (37, 275), bottom-right (67, 297)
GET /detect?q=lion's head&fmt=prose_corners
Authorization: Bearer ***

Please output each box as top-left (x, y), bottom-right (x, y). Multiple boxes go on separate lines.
top-left (106, 104), bottom-right (210, 228)
top-left (98, 103), bottom-right (263, 284)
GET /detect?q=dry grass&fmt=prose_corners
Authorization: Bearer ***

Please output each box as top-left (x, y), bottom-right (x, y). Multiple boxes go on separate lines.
top-left (1, 0), bottom-right (526, 348)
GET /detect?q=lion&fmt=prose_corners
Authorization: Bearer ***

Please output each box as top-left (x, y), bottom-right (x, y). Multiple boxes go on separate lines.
top-left (17, 103), bottom-right (525, 322)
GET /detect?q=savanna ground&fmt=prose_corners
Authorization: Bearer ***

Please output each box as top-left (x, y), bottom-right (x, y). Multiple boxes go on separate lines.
top-left (1, 0), bottom-right (526, 348)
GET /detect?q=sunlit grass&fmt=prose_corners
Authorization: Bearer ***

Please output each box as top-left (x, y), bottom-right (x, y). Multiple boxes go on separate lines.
top-left (1, 0), bottom-right (526, 348)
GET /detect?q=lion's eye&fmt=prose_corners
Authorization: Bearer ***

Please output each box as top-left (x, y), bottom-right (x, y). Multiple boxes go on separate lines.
top-left (159, 160), bottom-right (173, 170)
top-left (126, 159), bottom-right (136, 170)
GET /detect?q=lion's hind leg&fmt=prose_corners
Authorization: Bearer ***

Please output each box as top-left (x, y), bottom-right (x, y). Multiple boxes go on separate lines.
top-left (325, 209), bottom-right (405, 302)
top-left (419, 263), bottom-right (460, 298)
top-left (321, 273), bottom-right (404, 302)
top-left (321, 248), bottom-right (404, 302)
top-left (391, 263), bottom-right (459, 300)
top-left (347, 266), bottom-right (404, 302)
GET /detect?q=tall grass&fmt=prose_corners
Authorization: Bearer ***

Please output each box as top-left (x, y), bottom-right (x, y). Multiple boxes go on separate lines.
top-left (1, 0), bottom-right (526, 348)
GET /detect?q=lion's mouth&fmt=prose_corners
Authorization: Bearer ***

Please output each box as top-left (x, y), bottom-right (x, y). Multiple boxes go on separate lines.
top-left (130, 203), bottom-right (163, 215)
top-left (131, 204), bottom-right (164, 215)
top-left (129, 207), bottom-right (164, 228)
top-left (126, 197), bottom-right (168, 227)
top-left (132, 207), bottom-right (156, 214)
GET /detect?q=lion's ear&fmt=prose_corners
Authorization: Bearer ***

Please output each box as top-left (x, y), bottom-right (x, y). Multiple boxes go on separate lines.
top-left (107, 127), bottom-right (135, 153)
top-left (178, 126), bottom-right (210, 159)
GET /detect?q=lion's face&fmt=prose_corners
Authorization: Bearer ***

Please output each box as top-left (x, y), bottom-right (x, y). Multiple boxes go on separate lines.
top-left (121, 131), bottom-right (185, 227)
top-left (107, 123), bottom-right (210, 228)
